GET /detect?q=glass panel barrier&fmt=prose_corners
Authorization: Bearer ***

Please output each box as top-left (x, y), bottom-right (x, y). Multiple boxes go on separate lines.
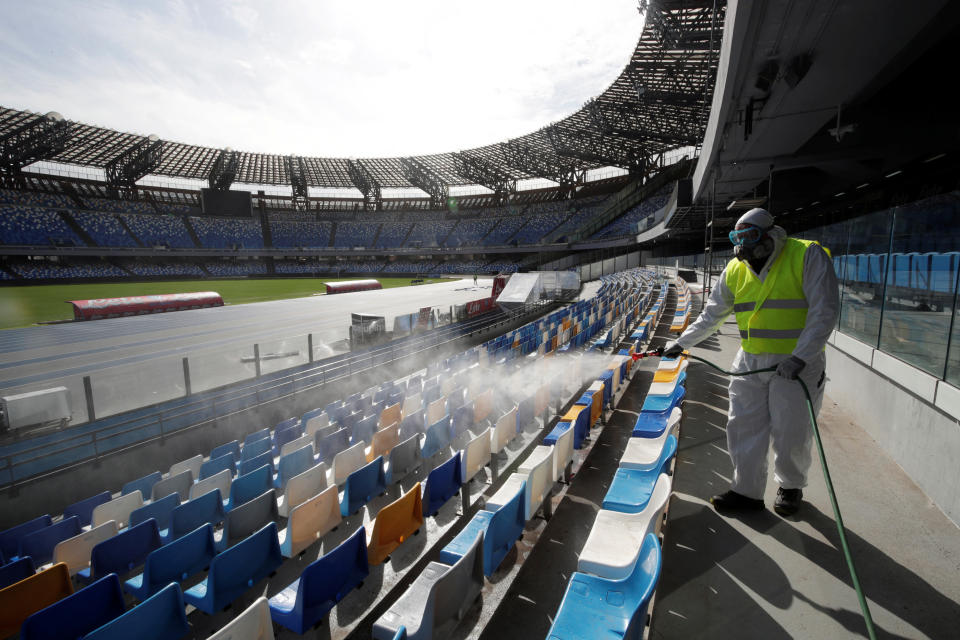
top-left (189, 343), bottom-right (257, 393)
top-left (91, 356), bottom-right (186, 419)
top-left (258, 335), bottom-right (309, 375)
top-left (837, 208), bottom-right (892, 347)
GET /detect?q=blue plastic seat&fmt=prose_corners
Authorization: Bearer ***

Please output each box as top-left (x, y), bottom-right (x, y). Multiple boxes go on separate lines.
top-left (438, 480), bottom-right (525, 577)
top-left (125, 523), bottom-right (217, 600)
top-left (199, 453), bottom-right (236, 480)
top-left (0, 556), bottom-right (35, 590)
top-left (421, 415), bottom-right (451, 460)
top-left (316, 427), bottom-right (350, 466)
top-left (340, 457), bottom-right (387, 516)
top-left (400, 409), bottom-right (425, 440)
top-left (121, 471), bottom-right (163, 501)
top-left (169, 488), bottom-right (226, 542)
top-left (268, 526), bottom-right (370, 634)
top-left (423, 453), bottom-right (462, 517)
top-left (130, 492), bottom-right (179, 536)
top-left (244, 428), bottom-right (271, 446)
top-left (240, 436), bottom-right (272, 461)
top-left (546, 533), bottom-right (661, 640)
top-left (2, 515), bottom-right (54, 560)
top-left (210, 440), bottom-right (241, 464)
top-left (18, 515), bottom-right (81, 566)
top-left (275, 445), bottom-right (315, 490)
top-left (544, 421), bottom-right (576, 449)
top-left (83, 582), bottom-right (189, 640)
top-left (63, 491), bottom-right (112, 528)
top-left (351, 414), bottom-right (379, 445)
top-left (238, 450), bottom-right (275, 477)
top-left (273, 424), bottom-right (302, 456)
top-left (219, 489), bottom-right (278, 552)
top-left (598, 370), bottom-right (614, 406)
top-left (633, 395), bottom-right (685, 438)
top-left (183, 522), bottom-right (283, 614)
top-left (226, 465), bottom-right (273, 512)
top-left (640, 381), bottom-right (686, 412)
top-left (21, 573), bottom-right (126, 640)
top-left (451, 405), bottom-right (474, 437)
top-left (602, 435), bottom-right (678, 514)
top-left (85, 518), bottom-right (161, 583)
top-left (275, 416), bottom-right (300, 433)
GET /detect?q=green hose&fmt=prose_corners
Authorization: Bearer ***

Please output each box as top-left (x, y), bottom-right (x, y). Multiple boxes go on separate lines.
top-left (682, 352), bottom-right (878, 640)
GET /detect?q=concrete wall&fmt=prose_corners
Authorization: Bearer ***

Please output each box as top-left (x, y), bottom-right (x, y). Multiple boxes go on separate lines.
top-left (825, 336), bottom-right (960, 525)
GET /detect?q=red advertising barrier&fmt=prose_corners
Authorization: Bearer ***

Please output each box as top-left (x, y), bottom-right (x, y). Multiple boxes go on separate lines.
top-left (325, 279), bottom-right (382, 295)
top-left (69, 292), bottom-right (224, 321)
top-left (492, 275), bottom-right (508, 298)
top-left (465, 296), bottom-right (496, 318)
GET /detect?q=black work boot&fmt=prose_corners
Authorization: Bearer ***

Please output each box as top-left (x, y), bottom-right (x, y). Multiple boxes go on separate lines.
top-left (710, 490), bottom-right (764, 513)
top-left (774, 487), bottom-right (803, 516)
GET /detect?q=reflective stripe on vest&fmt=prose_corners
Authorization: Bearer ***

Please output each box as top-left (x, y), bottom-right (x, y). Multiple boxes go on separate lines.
top-left (726, 238), bottom-right (821, 354)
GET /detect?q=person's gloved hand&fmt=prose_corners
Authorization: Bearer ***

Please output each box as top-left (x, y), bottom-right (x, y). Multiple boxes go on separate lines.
top-left (776, 355), bottom-right (805, 380)
top-left (662, 342), bottom-right (684, 358)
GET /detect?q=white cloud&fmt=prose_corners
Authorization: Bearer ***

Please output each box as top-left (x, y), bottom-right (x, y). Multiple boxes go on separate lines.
top-left (0, 0), bottom-right (641, 157)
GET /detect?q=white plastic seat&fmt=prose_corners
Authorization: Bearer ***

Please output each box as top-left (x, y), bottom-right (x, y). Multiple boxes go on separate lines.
top-left (207, 596), bottom-right (275, 640)
top-left (92, 491), bottom-right (143, 529)
top-left (190, 468), bottom-right (232, 501)
top-left (461, 427), bottom-right (491, 483)
top-left (577, 473), bottom-right (672, 580)
top-left (168, 455), bottom-right (202, 482)
top-left (52, 520), bottom-right (118, 575)
top-left (280, 434), bottom-right (313, 459)
top-left (553, 424), bottom-right (574, 482)
top-left (278, 485), bottom-right (341, 558)
top-left (304, 412), bottom-right (329, 439)
top-left (330, 441), bottom-right (368, 486)
top-left (647, 375), bottom-right (681, 397)
top-left (278, 461), bottom-right (328, 518)
top-left (402, 393), bottom-right (422, 419)
top-left (518, 445), bottom-right (557, 486)
top-left (490, 406), bottom-right (517, 455)
top-left (484, 473), bottom-right (526, 515)
top-left (426, 397), bottom-right (446, 427)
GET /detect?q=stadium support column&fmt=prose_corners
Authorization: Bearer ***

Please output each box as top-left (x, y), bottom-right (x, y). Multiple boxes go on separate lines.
top-left (400, 157), bottom-right (449, 209)
top-left (451, 152), bottom-right (516, 206)
top-left (347, 159), bottom-right (382, 211)
top-left (0, 111), bottom-right (72, 188)
top-left (287, 155), bottom-right (310, 211)
top-left (105, 134), bottom-right (164, 200)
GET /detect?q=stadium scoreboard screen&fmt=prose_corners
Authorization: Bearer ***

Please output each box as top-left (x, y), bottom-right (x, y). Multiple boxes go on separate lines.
top-left (201, 188), bottom-right (253, 217)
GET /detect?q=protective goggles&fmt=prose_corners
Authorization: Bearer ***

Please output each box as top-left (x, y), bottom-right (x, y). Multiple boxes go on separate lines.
top-left (728, 225), bottom-right (767, 246)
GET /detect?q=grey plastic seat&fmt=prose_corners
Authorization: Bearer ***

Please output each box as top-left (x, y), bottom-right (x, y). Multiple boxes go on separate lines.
top-left (372, 530), bottom-right (484, 640)
top-left (386, 433), bottom-right (422, 485)
top-left (219, 489), bottom-right (279, 551)
top-left (190, 468), bottom-right (232, 502)
top-left (278, 462), bottom-right (328, 518)
top-left (151, 470), bottom-right (193, 502)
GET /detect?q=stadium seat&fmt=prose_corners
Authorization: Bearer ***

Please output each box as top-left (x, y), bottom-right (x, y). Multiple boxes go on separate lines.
top-left (562, 405), bottom-right (590, 449)
top-left (269, 526), bottom-right (369, 634)
top-left (579, 474), bottom-right (671, 580)
top-left (121, 471), bottom-right (163, 501)
top-left (438, 481), bottom-right (525, 577)
top-left (273, 426), bottom-right (302, 458)
top-left (219, 489), bottom-right (279, 552)
top-left (238, 450), bottom-right (275, 477)
top-left (304, 411), bottom-right (329, 440)
top-left (18, 515), bottom-right (81, 566)
top-left (640, 383), bottom-right (686, 414)
top-left (461, 426), bottom-right (491, 483)
top-left (473, 389), bottom-right (494, 423)
top-left (385, 434), bottom-right (422, 485)
top-left (125, 523), bottom-right (217, 600)
top-left (421, 415), bottom-right (452, 460)
top-left (366, 482), bottom-right (424, 565)
top-left (340, 457), bottom-right (387, 517)
top-left (602, 435), bottom-right (678, 514)
top-left (620, 426), bottom-right (679, 471)
top-left (632, 406), bottom-right (682, 439)
top-left (331, 441), bottom-right (368, 486)
top-left (0, 556), bottom-right (35, 590)
top-left (423, 453), bottom-right (462, 517)
top-left (278, 461), bottom-right (328, 518)
top-left (21, 572), bottom-right (124, 640)
top-left (226, 465), bottom-right (273, 511)
top-left (244, 428), bottom-right (271, 446)
top-left (367, 422), bottom-right (399, 462)
top-left (150, 470), bottom-right (193, 502)
top-left (402, 393), bottom-right (421, 420)
top-left (489, 447), bottom-right (553, 522)
top-left (190, 467), bottom-right (232, 501)
top-left (280, 434), bottom-right (313, 459)
top-left (316, 427), bottom-right (351, 466)
top-left (170, 488), bottom-right (226, 542)
top-left (0, 563), bottom-right (73, 638)
top-left (62, 492), bottom-right (112, 528)
top-left (168, 454), bottom-right (203, 482)
top-left (279, 485), bottom-right (341, 558)
top-left (380, 402), bottom-right (402, 430)
top-left (426, 397), bottom-right (446, 428)
top-left (92, 491), bottom-right (143, 529)
top-left (209, 440), bottom-right (241, 464)
top-left (130, 492), bottom-right (180, 535)
top-left (83, 518), bottom-right (161, 583)
top-left (82, 582), bottom-right (189, 640)
top-left (199, 453), bottom-right (236, 481)
top-left (209, 596), bottom-right (274, 640)
top-left (546, 533), bottom-right (661, 640)
top-left (275, 445), bottom-right (315, 491)
top-left (372, 530), bottom-right (483, 640)
top-left (0, 515), bottom-right (52, 561)
top-left (490, 406), bottom-right (518, 455)
top-left (451, 405), bottom-right (474, 437)
top-left (400, 409), bottom-right (425, 440)
top-left (183, 522), bottom-right (283, 614)
top-left (241, 437), bottom-right (272, 462)
top-left (52, 520), bottom-right (118, 577)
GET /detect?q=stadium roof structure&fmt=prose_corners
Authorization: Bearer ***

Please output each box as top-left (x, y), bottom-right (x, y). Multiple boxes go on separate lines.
top-left (0, 0), bottom-right (725, 199)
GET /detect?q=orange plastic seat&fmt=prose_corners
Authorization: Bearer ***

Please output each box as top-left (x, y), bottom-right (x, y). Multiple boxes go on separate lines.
top-left (0, 562), bottom-right (73, 638)
top-left (380, 403), bottom-right (401, 430)
top-left (366, 482), bottom-right (424, 565)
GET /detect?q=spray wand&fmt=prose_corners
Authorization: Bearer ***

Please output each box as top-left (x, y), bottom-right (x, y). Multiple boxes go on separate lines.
top-left (628, 346), bottom-right (877, 640)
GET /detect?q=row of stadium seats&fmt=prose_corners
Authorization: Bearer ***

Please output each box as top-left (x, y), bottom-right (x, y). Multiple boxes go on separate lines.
top-left (593, 186), bottom-right (672, 238)
top-left (0, 267), bottom-right (661, 638)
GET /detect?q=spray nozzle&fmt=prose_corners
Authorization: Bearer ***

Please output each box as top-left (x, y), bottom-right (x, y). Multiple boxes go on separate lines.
top-left (630, 346), bottom-right (664, 361)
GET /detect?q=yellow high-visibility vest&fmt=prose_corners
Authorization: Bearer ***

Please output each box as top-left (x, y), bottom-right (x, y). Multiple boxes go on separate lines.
top-left (725, 237), bottom-right (823, 354)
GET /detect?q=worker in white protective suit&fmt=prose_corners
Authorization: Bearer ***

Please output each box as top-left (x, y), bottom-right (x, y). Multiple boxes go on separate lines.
top-left (663, 208), bottom-right (839, 516)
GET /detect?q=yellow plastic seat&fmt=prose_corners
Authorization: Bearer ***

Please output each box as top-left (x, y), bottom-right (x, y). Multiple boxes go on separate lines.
top-left (366, 482), bottom-right (424, 565)
top-left (0, 562), bottom-right (73, 638)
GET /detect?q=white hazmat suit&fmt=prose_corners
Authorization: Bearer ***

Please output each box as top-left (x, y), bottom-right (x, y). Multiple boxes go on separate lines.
top-left (674, 225), bottom-right (840, 500)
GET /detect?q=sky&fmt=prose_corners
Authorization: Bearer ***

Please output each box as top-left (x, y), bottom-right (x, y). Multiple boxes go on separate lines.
top-left (0, 1), bottom-right (642, 159)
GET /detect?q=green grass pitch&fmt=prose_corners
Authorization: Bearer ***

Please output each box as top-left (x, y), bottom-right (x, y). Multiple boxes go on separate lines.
top-left (0, 277), bottom-right (445, 330)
